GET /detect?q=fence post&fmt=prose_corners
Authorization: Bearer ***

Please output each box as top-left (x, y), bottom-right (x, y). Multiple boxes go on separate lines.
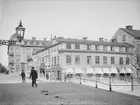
top-left (95, 76), bottom-right (98, 88)
top-left (109, 76), bottom-right (112, 91)
top-left (131, 75), bottom-right (134, 91)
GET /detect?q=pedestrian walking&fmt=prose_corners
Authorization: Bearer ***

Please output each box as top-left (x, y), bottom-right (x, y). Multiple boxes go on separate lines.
top-left (21, 70), bottom-right (26, 83)
top-left (29, 67), bottom-right (38, 88)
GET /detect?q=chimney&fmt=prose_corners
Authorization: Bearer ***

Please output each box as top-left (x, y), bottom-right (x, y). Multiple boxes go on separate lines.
top-left (44, 38), bottom-right (47, 41)
top-left (126, 25), bottom-right (133, 30)
top-left (83, 37), bottom-right (87, 40)
top-left (32, 37), bottom-right (36, 40)
top-left (99, 37), bottom-right (103, 42)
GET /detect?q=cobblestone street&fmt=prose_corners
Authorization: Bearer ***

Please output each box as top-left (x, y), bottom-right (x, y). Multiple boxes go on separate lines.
top-left (0, 81), bottom-right (140, 105)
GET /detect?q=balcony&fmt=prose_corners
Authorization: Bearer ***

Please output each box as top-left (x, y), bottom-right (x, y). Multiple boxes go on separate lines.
top-left (9, 52), bottom-right (14, 56)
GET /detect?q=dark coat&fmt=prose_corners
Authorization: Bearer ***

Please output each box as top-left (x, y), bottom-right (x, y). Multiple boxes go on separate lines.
top-left (29, 70), bottom-right (38, 80)
top-left (21, 72), bottom-right (25, 78)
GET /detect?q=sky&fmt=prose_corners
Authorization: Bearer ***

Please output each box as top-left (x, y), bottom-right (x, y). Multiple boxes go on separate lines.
top-left (0, 0), bottom-right (140, 66)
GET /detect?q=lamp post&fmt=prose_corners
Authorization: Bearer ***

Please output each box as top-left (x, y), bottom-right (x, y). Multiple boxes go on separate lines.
top-left (0, 20), bottom-right (25, 46)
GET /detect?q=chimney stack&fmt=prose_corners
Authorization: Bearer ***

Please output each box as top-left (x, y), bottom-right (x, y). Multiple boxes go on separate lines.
top-left (126, 25), bottom-right (133, 30)
top-left (83, 37), bottom-right (87, 40)
top-left (99, 37), bottom-right (103, 42)
top-left (32, 37), bottom-right (36, 40)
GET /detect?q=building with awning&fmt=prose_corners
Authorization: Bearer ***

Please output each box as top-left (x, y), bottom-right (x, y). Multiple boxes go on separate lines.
top-left (125, 68), bottom-right (133, 74)
top-left (86, 68), bottom-right (95, 76)
top-left (65, 68), bottom-right (74, 74)
top-left (74, 68), bottom-right (84, 76)
top-left (102, 68), bottom-right (111, 76)
top-left (94, 68), bottom-right (103, 77)
top-left (110, 68), bottom-right (118, 76)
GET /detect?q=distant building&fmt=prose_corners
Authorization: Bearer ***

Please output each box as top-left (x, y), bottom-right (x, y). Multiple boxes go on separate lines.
top-left (8, 22), bottom-right (50, 74)
top-left (112, 25), bottom-right (140, 77)
top-left (32, 36), bottom-right (133, 80)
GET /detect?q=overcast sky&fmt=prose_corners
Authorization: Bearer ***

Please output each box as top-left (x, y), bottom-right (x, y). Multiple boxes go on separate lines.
top-left (0, 0), bottom-right (140, 66)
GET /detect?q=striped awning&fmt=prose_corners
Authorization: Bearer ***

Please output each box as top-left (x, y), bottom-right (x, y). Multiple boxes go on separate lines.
top-left (125, 68), bottom-right (133, 73)
top-left (94, 68), bottom-right (103, 74)
top-left (74, 68), bottom-right (83, 73)
top-left (66, 68), bottom-right (74, 74)
top-left (102, 68), bottom-right (111, 74)
top-left (86, 68), bottom-right (95, 74)
top-left (120, 68), bottom-right (127, 73)
top-left (110, 68), bottom-right (118, 74)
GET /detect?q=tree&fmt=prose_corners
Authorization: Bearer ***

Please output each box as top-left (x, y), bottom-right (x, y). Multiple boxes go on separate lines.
top-left (131, 39), bottom-right (140, 78)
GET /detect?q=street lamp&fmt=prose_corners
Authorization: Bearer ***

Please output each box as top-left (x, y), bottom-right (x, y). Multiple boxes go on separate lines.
top-left (0, 20), bottom-right (25, 46)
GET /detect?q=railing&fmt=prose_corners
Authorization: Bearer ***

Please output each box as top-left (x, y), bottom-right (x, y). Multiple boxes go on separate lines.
top-left (65, 75), bottom-right (140, 92)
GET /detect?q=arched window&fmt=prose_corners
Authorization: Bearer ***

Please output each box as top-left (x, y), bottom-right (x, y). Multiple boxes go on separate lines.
top-left (15, 47), bottom-right (20, 53)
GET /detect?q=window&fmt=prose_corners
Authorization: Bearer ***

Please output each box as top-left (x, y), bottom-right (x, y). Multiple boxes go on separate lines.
top-left (87, 45), bottom-right (91, 50)
top-left (75, 44), bottom-right (80, 49)
top-left (111, 46), bottom-right (115, 51)
top-left (66, 55), bottom-right (71, 64)
top-left (126, 57), bottom-right (130, 65)
top-left (95, 45), bottom-right (99, 50)
top-left (87, 56), bottom-right (92, 64)
top-left (54, 56), bottom-right (56, 65)
top-left (48, 49), bottom-right (50, 54)
top-left (103, 46), bottom-right (107, 51)
top-left (119, 57), bottom-right (123, 65)
top-left (125, 47), bottom-right (129, 52)
top-left (15, 55), bottom-right (20, 61)
top-left (122, 35), bottom-right (126, 42)
top-left (103, 56), bottom-right (107, 64)
top-left (95, 56), bottom-right (100, 64)
top-left (48, 58), bottom-right (50, 67)
top-left (119, 47), bottom-right (123, 52)
top-left (111, 57), bottom-right (115, 64)
top-left (66, 43), bottom-right (71, 49)
top-left (57, 56), bottom-right (59, 65)
top-left (52, 57), bottom-right (53, 66)
top-left (75, 55), bottom-right (80, 64)
top-left (16, 64), bottom-right (20, 72)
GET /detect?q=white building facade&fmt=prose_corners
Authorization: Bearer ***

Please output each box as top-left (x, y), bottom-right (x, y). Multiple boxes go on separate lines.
top-left (8, 22), bottom-right (49, 74)
top-left (32, 37), bottom-right (133, 80)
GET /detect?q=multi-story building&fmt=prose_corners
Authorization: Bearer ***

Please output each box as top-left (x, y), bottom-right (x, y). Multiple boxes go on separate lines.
top-left (32, 36), bottom-right (133, 80)
top-left (112, 25), bottom-right (140, 77)
top-left (8, 22), bottom-right (50, 74)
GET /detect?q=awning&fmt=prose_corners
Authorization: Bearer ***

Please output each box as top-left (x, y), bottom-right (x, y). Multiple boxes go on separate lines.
top-left (66, 68), bottom-right (74, 74)
top-left (110, 68), bottom-right (118, 74)
top-left (94, 68), bottom-right (103, 74)
top-left (102, 68), bottom-right (111, 74)
top-left (86, 68), bottom-right (95, 74)
top-left (120, 68), bottom-right (126, 73)
top-left (125, 68), bottom-right (133, 73)
top-left (74, 68), bottom-right (83, 74)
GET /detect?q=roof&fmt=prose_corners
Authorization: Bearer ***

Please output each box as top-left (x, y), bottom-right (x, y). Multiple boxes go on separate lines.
top-left (120, 28), bottom-right (140, 39)
top-left (55, 37), bottom-right (133, 47)
top-left (32, 37), bottom-right (134, 55)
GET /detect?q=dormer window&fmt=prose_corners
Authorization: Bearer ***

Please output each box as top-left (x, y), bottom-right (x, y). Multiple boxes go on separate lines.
top-left (111, 46), bottom-right (115, 51)
top-left (103, 46), bottom-right (107, 51)
top-left (66, 43), bottom-right (71, 49)
top-left (95, 45), bottom-right (99, 50)
top-left (30, 41), bottom-right (33, 45)
top-left (87, 45), bottom-right (91, 50)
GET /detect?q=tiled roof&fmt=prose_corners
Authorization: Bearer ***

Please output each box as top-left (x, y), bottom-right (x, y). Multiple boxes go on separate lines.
top-left (120, 28), bottom-right (140, 39)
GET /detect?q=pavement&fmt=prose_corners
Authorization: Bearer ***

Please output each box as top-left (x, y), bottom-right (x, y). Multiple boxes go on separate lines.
top-left (69, 76), bottom-right (140, 97)
top-left (0, 74), bottom-right (140, 105)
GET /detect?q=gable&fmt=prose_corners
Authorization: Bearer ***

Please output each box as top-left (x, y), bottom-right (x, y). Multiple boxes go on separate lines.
top-left (112, 28), bottom-right (134, 45)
